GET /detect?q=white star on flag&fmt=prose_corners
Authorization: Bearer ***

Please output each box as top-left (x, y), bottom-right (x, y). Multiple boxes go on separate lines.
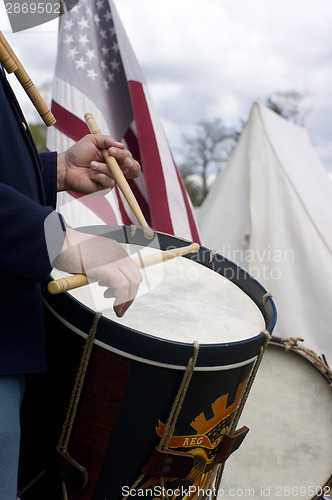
top-left (63, 19), bottom-right (74, 30)
top-left (63, 34), bottom-right (73, 44)
top-left (87, 68), bottom-right (98, 80)
top-left (86, 49), bottom-right (96, 60)
top-left (75, 57), bottom-right (87, 69)
top-left (78, 18), bottom-right (89, 29)
top-left (78, 34), bottom-right (89, 46)
top-left (67, 47), bottom-right (78, 59)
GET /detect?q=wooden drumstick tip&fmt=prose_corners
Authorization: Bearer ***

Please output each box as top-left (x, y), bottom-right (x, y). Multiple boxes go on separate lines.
top-left (84, 112), bottom-right (100, 134)
top-left (47, 274), bottom-right (88, 295)
top-left (189, 242), bottom-right (200, 253)
top-left (47, 279), bottom-right (65, 295)
top-left (143, 226), bottom-right (154, 239)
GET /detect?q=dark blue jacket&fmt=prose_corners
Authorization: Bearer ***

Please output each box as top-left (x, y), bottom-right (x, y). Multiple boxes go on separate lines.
top-left (0, 69), bottom-right (64, 375)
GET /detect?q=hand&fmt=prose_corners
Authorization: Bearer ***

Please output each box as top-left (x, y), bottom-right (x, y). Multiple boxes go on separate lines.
top-left (54, 227), bottom-right (142, 317)
top-left (57, 134), bottom-right (141, 194)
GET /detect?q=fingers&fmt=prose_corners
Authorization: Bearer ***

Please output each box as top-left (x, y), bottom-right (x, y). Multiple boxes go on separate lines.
top-left (90, 161), bottom-right (116, 190)
top-left (91, 134), bottom-right (125, 152)
top-left (89, 134), bottom-right (141, 179)
top-left (99, 262), bottom-right (142, 317)
top-left (107, 146), bottom-right (141, 179)
top-left (58, 229), bottom-right (143, 317)
top-left (90, 152), bottom-right (140, 185)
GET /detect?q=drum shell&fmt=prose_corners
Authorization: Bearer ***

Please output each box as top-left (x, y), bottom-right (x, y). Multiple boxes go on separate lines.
top-left (19, 226), bottom-right (277, 500)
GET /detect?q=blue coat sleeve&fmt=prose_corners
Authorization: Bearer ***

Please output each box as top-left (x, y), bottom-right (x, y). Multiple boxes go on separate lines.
top-left (40, 151), bottom-right (58, 209)
top-left (0, 182), bottom-right (65, 287)
top-left (0, 69), bottom-right (66, 287)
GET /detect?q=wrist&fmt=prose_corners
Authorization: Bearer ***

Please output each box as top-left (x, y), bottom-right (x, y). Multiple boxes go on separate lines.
top-left (57, 152), bottom-right (67, 191)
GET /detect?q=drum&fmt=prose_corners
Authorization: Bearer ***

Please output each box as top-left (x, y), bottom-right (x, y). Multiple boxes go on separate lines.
top-left (18, 226), bottom-right (276, 500)
top-left (218, 338), bottom-right (332, 500)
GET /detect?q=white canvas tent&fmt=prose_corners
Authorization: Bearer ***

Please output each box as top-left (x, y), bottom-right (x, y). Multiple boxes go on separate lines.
top-left (199, 103), bottom-right (332, 363)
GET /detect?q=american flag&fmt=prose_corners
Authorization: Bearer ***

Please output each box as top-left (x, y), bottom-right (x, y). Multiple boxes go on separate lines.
top-left (48, 0), bottom-right (201, 242)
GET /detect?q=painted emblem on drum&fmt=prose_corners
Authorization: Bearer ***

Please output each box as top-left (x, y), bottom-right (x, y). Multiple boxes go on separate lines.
top-left (141, 379), bottom-right (247, 499)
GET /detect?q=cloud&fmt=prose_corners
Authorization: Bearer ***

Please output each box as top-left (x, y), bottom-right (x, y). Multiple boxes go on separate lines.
top-left (116, 0), bottom-right (332, 169)
top-left (1, 0), bottom-right (331, 170)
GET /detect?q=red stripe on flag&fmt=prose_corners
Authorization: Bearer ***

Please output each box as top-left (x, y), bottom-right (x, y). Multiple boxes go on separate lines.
top-left (67, 191), bottom-right (118, 225)
top-left (124, 128), bottom-right (152, 225)
top-left (175, 168), bottom-right (201, 243)
top-left (127, 81), bottom-right (174, 235)
top-left (124, 127), bottom-right (141, 165)
top-left (51, 101), bottom-right (89, 142)
top-left (114, 189), bottom-right (133, 226)
top-left (127, 179), bottom-right (152, 226)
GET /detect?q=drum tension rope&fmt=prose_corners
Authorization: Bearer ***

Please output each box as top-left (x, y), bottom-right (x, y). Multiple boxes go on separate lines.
top-left (283, 337), bottom-right (332, 386)
top-left (122, 341), bottom-right (200, 500)
top-left (56, 312), bottom-right (103, 499)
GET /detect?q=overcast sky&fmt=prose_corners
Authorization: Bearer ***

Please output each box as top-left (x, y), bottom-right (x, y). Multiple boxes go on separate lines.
top-left (1, 0), bottom-right (332, 174)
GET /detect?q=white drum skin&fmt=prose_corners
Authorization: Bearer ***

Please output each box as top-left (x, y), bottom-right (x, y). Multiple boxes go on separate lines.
top-left (218, 343), bottom-right (332, 500)
top-left (52, 244), bottom-right (266, 346)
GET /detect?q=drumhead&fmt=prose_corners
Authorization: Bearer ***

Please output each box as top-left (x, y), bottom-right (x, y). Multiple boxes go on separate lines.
top-left (218, 341), bottom-right (332, 499)
top-left (52, 243), bottom-right (265, 345)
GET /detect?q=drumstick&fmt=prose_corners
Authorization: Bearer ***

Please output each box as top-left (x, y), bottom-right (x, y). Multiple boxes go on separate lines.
top-left (84, 113), bottom-right (154, 240)
top-left (0, 40), bottom-right (18, 73)
top-left (47, 242), bottom-right (200, 295)
top-left (0, 31), bottom-right (56, 127)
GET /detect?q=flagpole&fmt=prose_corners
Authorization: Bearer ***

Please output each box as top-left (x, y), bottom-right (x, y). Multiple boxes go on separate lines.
top-left (58, 0), bottom-right (66, 33)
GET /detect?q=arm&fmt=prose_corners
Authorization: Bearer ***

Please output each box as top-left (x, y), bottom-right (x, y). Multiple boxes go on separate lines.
top-left (0, 181), bottom-right (141, 315)
top-left (45, 134), bottom-right (142, 316)
top-left (0, 183), bottom-right (65, 287)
